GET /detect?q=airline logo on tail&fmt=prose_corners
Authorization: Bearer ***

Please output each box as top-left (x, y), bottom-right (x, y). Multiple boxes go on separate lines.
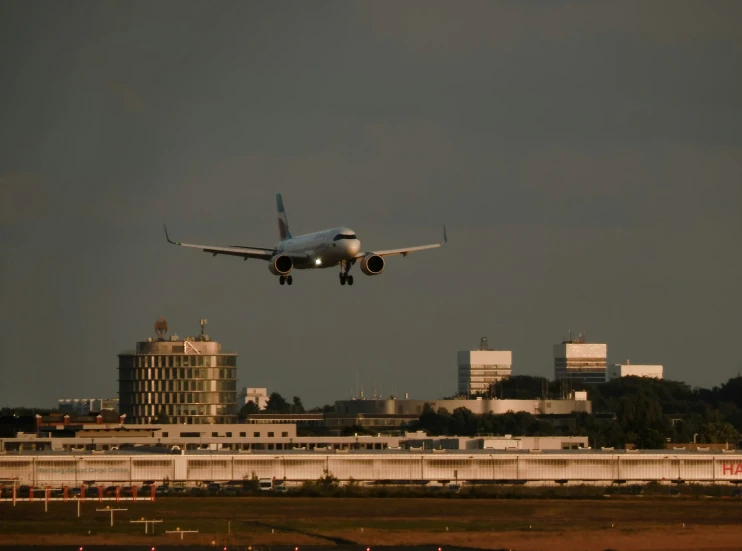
top-left (276, 193), bottom-right (292, 241)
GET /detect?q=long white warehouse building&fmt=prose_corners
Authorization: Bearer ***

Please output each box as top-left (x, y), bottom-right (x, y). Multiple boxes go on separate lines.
top-left (2, 451), bottom-right (741, 486)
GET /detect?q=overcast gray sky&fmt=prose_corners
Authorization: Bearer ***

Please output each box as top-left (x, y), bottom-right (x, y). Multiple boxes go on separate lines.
top-left (1, 1), bottom-right (741, 408)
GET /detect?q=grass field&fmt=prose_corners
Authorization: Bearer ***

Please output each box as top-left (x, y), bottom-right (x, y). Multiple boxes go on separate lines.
top-left (1, 496), bottom-right (742, 550)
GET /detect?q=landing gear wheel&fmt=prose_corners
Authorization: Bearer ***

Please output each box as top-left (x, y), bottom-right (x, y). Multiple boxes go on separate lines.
top-left (347, 275), bottom-right (354, 286)
top-left (286, 275), bottom-right (293, 285)
top-left (339, 273), bottom-right (347, 285)
top-left (279, 276), bottom-right (286, 285)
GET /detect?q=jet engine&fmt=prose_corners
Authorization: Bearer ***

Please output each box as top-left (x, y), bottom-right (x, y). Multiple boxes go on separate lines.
top-left (360, 254), bottom-right (385, 275)
top-left (268, 254), bottom-right (293, 275)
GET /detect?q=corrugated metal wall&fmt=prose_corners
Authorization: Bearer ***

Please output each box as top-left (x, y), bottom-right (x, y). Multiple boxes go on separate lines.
top-left (1, 453), bottom-right (741, 485)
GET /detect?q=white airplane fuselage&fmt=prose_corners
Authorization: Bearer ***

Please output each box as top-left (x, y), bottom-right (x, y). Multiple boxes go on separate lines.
top-left (276, 226), bottom-right (361, 269)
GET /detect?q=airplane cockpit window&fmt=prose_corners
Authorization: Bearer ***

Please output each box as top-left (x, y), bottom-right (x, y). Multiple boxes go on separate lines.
top-left (333, 234), bottom-right (357, 241)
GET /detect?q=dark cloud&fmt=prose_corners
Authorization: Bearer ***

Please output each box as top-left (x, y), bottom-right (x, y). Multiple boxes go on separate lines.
top-left (0, 1), bottom-right (740, 407)
top-left (0, 173), bottom-right (48, 224)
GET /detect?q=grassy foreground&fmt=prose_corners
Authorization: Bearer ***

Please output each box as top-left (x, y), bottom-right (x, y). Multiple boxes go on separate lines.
top-left (1, 496), bottom-right (742, 550)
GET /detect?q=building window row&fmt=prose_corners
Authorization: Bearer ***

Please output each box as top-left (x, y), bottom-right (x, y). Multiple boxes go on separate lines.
top-left (118, 367), bottom-right (236, 381)
top-left (120, 355), bottom-right (237, 369)
top-left (121, 391), bottom-right (236, 406)
top-left (120, 379), bottom-right (236, 393)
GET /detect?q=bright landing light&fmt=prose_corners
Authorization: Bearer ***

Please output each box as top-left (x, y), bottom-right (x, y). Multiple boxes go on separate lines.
top-left (315, 258), bottom-right (322, 265)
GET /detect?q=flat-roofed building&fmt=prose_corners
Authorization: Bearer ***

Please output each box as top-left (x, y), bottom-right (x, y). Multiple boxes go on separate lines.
top-left (554, 334), bottom-right (607, 384)
top-left (458, 337), bottom-right (512, 395)
top-left (335, 395), bottom-right (591, 416)
top-left (607, 363), bottom-right (663, 381)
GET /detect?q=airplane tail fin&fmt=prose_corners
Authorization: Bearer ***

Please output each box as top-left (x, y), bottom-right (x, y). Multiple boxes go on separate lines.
top-left (276, 193), bottom-right (292, 240)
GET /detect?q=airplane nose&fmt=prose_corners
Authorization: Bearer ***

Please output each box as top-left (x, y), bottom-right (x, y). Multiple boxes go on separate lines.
top-left (347, 239), bottom-right (361, 257)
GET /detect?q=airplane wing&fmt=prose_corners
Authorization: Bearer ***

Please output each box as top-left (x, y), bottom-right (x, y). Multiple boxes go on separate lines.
top-left (164, 225), bottom-right (274, 260)
top-left (355, 225), bottom-right (447, 259)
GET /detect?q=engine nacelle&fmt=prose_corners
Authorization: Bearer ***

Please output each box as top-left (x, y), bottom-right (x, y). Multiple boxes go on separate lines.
top-left (268, 254), bottom-right (293, 275)
top-left (360, 254), bottom-right (385, 275)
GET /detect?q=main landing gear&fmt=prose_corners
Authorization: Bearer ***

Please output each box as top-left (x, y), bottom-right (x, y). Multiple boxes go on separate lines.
top-left (339, 261), bottom-right (354, 286)
top-left (279, 275), bottom-right (293, 286)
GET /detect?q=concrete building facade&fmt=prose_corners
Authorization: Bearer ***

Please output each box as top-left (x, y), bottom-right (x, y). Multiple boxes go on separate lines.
top-left (457, 337), bottom-right (512, 395)
top-left (242, 387), bottom-right (269, 409)
top-left (335, 395), bottom-right (591, 417)
top-left (607, 363), bottom-right (664, 381)
top-left (554, 337), bottom-right (607, 384)
top-left (118, 322), bottom-right (238, 425)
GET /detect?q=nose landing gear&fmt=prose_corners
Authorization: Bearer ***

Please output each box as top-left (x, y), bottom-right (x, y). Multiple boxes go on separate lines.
top-left (339, 261), bottom-right (354, 286)
top-left (279, 275), bottom-right (293, 286)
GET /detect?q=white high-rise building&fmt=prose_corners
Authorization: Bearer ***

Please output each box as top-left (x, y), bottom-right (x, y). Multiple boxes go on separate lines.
top-left (457, 337), bottom-right (512, 395)
top-left (553, 333), bottom-right (607, 384)
top-left (607, 363), bottom-right (663, 381)
top-left (242, 387), bottom-right (270, 409)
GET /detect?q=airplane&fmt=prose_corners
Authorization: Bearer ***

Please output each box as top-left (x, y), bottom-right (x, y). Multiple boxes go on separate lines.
top-left (164, 193), bottom-right (447, 286)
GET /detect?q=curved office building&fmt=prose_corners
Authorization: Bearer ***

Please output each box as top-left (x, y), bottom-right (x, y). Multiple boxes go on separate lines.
top-left (118, 326), bottom-right (237, 424)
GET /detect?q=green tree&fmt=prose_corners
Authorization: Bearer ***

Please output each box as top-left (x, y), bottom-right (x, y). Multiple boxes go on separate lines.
top-left (265, 392), bottom-right (290, 413)
top-left (238, 401), bottom-right (261, 420)
top-left (699, 421), bottom-right (740, 444)
top-left (292, 396), bottom-right (305, 413)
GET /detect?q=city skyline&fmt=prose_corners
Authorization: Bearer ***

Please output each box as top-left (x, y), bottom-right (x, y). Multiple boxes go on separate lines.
top-left (1, 2), bottom-right (740, 407)
top-left (4, 323), bottom-right (727, 411)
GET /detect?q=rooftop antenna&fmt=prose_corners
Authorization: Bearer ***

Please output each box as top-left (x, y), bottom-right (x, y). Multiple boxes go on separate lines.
top-left (154, 317), bottom-right (168, 339)
top-left (480, 337), bottom-right (489, 350)
top-left (200, 319), bottom-right (207, 336)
